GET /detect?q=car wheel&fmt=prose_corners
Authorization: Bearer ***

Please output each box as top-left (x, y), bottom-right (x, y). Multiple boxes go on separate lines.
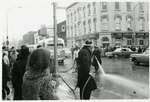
top-left (134, 59), bottom-right (139, 65)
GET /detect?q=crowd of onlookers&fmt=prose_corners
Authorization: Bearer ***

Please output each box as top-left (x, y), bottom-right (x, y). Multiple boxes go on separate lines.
top-left (2, 45), bottom-right (58, 100)
top-left (2, 43), bottom-right (148, 100)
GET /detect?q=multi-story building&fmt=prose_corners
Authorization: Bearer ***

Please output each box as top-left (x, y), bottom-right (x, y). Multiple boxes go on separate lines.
top-left (66, 2), bottom-right (149, 48)
top-left (57, 21), bottom-right (67, 46)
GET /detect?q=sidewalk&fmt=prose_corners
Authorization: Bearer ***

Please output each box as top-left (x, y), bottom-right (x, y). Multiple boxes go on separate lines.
top-left (56, 69), bottom-right (123, 100)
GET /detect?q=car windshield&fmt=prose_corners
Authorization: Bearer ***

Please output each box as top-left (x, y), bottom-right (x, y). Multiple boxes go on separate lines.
top-left (114, 48), bottom-right (132, 52)
top-left (114, 48), bottom-right (122, 52)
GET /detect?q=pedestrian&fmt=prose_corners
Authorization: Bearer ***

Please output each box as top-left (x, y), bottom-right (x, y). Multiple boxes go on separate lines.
top-left (76, 40), bottom-right (97, 99)
top-left (138, 46), bottom-right (142, 53)
top-left (92, 46), bottom-right (102, 73)
top-left (12, 45), bottom-right (30, 100)
top-left (22, 48), bottom-right (58, 100)
top-left (72, 46), bottom-right (80, 72)
top-left (9, 47), bottom-right (18, 69)
top-left (71, 46), bottom-right (74, 59)
top-left (2, 57), bottom-right (10, 100)
top-left (2, 46), bottom-right (10, 67)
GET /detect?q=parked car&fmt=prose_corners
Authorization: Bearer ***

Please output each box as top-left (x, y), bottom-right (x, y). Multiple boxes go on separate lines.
top-left (130, 48), bottom-right (149, 65)
top-left (64, 48), bottom-right (71, 58)
top-left (106, 47), bottom-right (136, 58)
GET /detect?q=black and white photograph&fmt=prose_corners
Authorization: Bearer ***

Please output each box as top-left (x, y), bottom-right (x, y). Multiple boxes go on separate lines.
top-left (0, 0), bottom-right (149, 101)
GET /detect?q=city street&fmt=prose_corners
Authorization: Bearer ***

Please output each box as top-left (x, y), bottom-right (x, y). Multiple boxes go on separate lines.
top-left (57, 57), bottom-right (149, 99)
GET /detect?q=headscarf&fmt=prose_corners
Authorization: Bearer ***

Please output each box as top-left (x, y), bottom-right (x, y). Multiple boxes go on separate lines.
top-left (28, 48), bottom-right (50, 72)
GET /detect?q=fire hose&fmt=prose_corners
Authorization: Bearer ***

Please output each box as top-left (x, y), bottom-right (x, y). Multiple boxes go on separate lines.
top-left (57, 74), bottom-right (91, 99)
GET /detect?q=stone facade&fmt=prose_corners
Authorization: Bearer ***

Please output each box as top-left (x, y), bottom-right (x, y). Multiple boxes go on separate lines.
top-left (66, 2), bottom-right (149, 48)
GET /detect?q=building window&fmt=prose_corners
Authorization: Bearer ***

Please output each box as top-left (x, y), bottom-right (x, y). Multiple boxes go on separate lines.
top-left (74, 11), bottom-right (76, 22)
top-left (93, 18), bottom-right (96, 32)
top-left (71, 13), bottom-right (73, 23)
top-left (101, 15), bottom-right (109, 31)
top-left (139, 17), bottom-right (145, 31)
top-left (115, 2), bottom-right (120, 10)
top-left (74, 24), bottom-right (76, 36)
top-left (83, 21), bottom-right (86, 34)
top-left (93, 2), bottom-right (96, 14)
top-left (78, 22), bottom-right (81, 35)
top-left (78, 7), bottom-right (81, 21)
top-left (127, 2), bottom-right (131, 11)
top-left (126, 15), bottom-right (132, 31)
top-left (88, 19), bottom-right (91, 33)
top-left (139, 3), bottom-right (144, 12)
top-left (88, 4), bottom-right (91, 16)
top-left (139, 40), bottom-right (144, 45)
top-left (102, 2), bottom-right (107, 10)
top-left (83, 6), bottom-right (86, 18)
top-left (114, 15), bottom-right (122, 31)
top-left (67, 15), bottom-right (69, 25)
top-left (71, 26), bottom-right (73, 37)
top-left (127, 40), bottom-right (132, 45)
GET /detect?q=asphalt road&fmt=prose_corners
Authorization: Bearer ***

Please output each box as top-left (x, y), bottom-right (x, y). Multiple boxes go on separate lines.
top-left (57, 57), bottom-right (149, 99)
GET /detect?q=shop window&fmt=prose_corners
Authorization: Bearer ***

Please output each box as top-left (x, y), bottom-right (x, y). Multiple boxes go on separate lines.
top-left (139, 40), bottom-right (144, 45)
top-left (127, 40), bottom-right (132, 45)
top-left (102, 37), bottom-right (109, 41)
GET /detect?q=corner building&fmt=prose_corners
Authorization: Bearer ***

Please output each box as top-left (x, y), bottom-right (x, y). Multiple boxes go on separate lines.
top-left (66, 2), bottom-right (149, 48)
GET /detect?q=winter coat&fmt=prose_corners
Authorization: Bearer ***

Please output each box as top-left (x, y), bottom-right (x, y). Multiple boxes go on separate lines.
top-left (22, 48), bottom-right (57, 100)
top-left (12, 57), bottom-right (28, 100)
top-left (22, 69), bottom-right (56, 100)
top-left (92, 48), bottom-right (102, 67)
top-left (77, 46), bottom-right (97, 91)
top-left (2, 59), bottom-right (10, 88)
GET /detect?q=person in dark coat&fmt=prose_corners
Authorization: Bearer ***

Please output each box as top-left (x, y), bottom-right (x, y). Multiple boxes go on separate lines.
top-left (92, 46), bottom-right (102, 72)
top-left (12, 45), bottom-right (30, 100)
top-left (2, 58), bottom-right (10, 100)
top-left (76, 40), bottom-right (97, 99)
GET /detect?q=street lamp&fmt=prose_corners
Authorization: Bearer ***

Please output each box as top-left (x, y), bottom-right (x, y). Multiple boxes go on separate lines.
top-left (6, 6), bottom-right (22, 49)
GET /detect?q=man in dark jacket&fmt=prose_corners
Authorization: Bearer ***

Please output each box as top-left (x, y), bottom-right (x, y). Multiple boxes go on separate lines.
top-left (2, 59), bottom-right (10, 100)
top-left (92, 46), bottom-right (102, 72)
top-left (76, 40), bottom-right (97, 99)
top-left (12, 45), bottom-right (30, 100)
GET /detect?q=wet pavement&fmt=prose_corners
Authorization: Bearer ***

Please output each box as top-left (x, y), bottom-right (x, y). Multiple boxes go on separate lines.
top-left (57, 57), bottom-right (149, 99)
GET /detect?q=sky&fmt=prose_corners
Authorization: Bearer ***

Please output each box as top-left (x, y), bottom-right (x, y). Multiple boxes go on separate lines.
top-left (0, 0), bottom-right (74, 42)
top-left (0, 0), bottom-right (149, 42)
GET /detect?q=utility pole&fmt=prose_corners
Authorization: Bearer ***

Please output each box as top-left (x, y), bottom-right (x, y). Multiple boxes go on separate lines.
top-left (132, 3), bottom-right (138, 47)
top-left (53, 2), bottom-right (57, 74)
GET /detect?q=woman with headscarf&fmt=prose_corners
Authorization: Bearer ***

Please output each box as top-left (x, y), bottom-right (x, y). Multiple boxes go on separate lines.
top-left (22, 48), bottom-right (57, 100)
